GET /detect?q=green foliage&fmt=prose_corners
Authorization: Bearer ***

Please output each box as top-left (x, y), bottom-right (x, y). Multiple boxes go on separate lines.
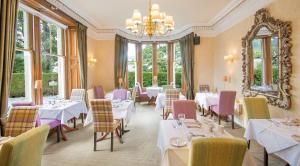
top-left (143, 72), bottom-right (152, 87)
top-left (128, 72), bottom-right (135, 88)
top-left (175, 72), bottom-right (182, 88)
top-left (9, 73), bottom-right (58, 97)
top-left (158, 72), bottom-right (167, 86)
top-left (142, 44), bottom-right (153, 72)
top-left (254, 63), bottom-right (262, 86)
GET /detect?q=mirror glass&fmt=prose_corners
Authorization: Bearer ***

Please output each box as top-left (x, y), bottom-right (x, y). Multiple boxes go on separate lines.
top-left (250, 26), bottom-right (279, 95)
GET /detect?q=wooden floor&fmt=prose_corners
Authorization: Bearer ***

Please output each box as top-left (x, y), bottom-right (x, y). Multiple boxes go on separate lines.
top-left (42, 103), bottom-right (286, 166)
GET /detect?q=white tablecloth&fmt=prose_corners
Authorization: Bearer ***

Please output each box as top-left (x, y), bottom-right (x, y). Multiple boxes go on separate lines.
top-left (245, 119), bottom-right (300, 166)
top-left (155, 93), bottom-right (187, 111)
top-left (194, 92), bottom-right (218, 110)
top-left (146, 87), bottom-right (163, 98)
top-left (105, 91), bottom-right (132, 100)
top-left (38, 100), bottom-right (88, 125)
top-left (84, 100), bottom-right (136, 126)
top-left (157, 119), bottom-right (256, 166)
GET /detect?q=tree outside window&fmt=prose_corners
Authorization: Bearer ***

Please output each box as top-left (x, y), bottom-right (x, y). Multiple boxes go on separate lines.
top-left (174, 42), bottom-right (182, 88)
top-left (127, 43), bottom-right (136, 88)
top-left (157, 44), bottom-right (168, 86)
top-left (142, 44), bottom-right (153, 87)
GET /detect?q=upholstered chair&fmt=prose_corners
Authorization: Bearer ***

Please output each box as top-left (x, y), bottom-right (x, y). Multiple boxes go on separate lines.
top-left (173, 100), bottom-right (197, 120)
top-left (162, 85), bottom-right (174, 91)
top-left (90, 99), bottom-right (123, 152)
top-left (135, 82), bottom-right (150, 102)
top-left (5, 106), bottom-right (39, 137)
top-left (211, 91), bottom-right (236, 129)
top-left (94, 86), bottom-right (105, 99)
top-left (112, 89), bottom-right (128, 100)
top-left (11, 102), bottom-right (35, 107)
top-left (189, 138), bottom-right (247, 166)
top-left (0, 125), bottom-right (50, 166)
top-left (243, 96), bottom-right (270, 120)
top-left (164, 89), bottom-right (179, 119)
top-left (70, 89), bottom-right (86, 101)
top-left (198, 84), bottom-right (210, 93)
top-left (131, 86), bottom-right (137, 106)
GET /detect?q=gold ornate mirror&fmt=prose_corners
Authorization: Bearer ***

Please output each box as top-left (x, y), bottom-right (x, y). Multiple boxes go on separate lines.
top-left (242, 9), bottom-right (292, 109)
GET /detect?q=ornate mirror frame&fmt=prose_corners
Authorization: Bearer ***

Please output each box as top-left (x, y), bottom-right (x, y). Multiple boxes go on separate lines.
top-left (242, 9), bottom-right (292, 109)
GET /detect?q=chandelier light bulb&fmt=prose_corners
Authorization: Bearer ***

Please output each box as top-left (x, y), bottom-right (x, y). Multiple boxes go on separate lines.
top-left (132, 9), bottom-right (142, 24)
top-left (151, 4), bottom-right (160, 11)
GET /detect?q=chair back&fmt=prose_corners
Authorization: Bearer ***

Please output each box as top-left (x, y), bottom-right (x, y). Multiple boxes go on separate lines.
top-left (5, 106), bottom-right (38, 137)
top-left (94, 86), bottom-right (105, 99)
top-left (189, 137), bottom-right (247, 166)
top-left (199, 84), bottom-right (210, 93)
top-left (11, 102), bottom-right (35, 107)
top-left (218, 91), bottom-right (236, 116)
top-left (112, 89), bottom-right (127, 100)
top-left (173, 100), bottom-right (197, 120)
top-left (70, 89), bottom-right (85, 101)
top-left (162, 85), bottom-right (174, 91)
top-left (0, 125), bottom-right (50, 166)
top-left (165, 89), bottom-right (180, 113)
top-left (135, 82), bottom-right (143, 95)
top-left (90, 99), bottom-right (114, 132)
top-left (243, 96), bottom-right (270, 119)
top-left (132, 86), bottom-right (137, 103)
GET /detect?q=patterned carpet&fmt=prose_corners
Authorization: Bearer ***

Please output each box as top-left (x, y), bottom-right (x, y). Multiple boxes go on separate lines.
top-left (42, 103), bottom-right (285, 166)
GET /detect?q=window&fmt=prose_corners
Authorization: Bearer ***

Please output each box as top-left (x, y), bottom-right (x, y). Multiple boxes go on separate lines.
top-left (40, 19), bottom-right (65, 103)
top-left (142, 44), bottom-right (153, 87)
top-left (252, 38), bottom-right (263, 86)
top-left (173, 42), bottom-right (182, 88)
top-left (271, 35), bottom-right (279, 87)
top-left (157, 44), bottom-right (168, 86)
top-left (127, 43), bottom-right (136, 88)
top-left (9, 10), bottom-right (33, 104)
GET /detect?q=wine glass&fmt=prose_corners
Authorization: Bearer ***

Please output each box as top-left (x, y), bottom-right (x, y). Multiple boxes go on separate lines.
top-left (178, 114), bottom-right (186, 127)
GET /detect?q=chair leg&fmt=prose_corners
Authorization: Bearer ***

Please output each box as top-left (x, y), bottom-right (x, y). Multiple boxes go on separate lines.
top-left (162, 108), bottom-right (165, 119)
top-left (56, 126), bottom-right (60, 143)
top-left (94, 132), bottom-right (97, 151)
top-left (81, 114), bottom-right (84, 124)
top-left (110, 132), bottom-right (114, 152)
top-left (218, 115), bottom-right (221, 125)
top-left (247, 140), bottom-right (251, 149)
top-left (73, 117), bottom-right (76, 128)
top-left (231, 114), bottom-right (234, 129)
top-left (264, 148), bottom-right (268, 166)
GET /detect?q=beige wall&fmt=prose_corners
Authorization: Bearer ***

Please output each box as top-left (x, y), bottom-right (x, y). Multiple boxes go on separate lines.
top-left (194, 38), bottom-right (215, 91)
top-left (87, 38), bottom-right (115, 92)
top-left (212, 0), bottom-right (300, 118)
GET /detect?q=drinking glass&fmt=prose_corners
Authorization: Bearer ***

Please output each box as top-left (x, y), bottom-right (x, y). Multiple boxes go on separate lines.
top-left (178, 114), bottom-right (186, 127)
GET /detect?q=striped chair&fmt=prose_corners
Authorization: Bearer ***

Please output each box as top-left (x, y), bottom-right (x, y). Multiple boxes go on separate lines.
top-left (5, 107), bottom-right (38, 137)
top-left (199, 84), bottom-right (210, 93)
top-left (0, 125), bottom-right (50, 166)
top-left (90, 99), bottom-right (123, 152)
top-left (189, 138), bottom-right (247, 166)
top-left (70, 89), bottom-right (86, 101)
top-left (163, 89), bottom-right (179, 119)
top-left (162, 85), bottom-right (174, 91)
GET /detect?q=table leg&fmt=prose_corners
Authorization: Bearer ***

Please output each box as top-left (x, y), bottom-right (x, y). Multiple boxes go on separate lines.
top-left (264, 148), bottom-right (268, 166)
top-left (63, 124), bottom-right (78, 132)
top-left (59, 125), bottom-right (67, 141)
top-left (121, 119), bottom-right (130, 135)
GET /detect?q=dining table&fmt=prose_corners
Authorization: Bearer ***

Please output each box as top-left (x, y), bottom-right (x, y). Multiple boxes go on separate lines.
top-left (194, 92), bottom-right (219, 111)
top-left (155, 92), bottom-right (187, 111)
top-left (244, 119), bottom-right (300, 166)
top-left (157, 118), bottom-right (257, 166)
top-left (84, 100), bottom-right (136, 133)
top-left (146, 87), bottom-right (163, 98)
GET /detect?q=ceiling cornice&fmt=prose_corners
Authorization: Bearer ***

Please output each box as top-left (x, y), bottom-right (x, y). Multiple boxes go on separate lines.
top-left (47, 0), bottom-right (274, 41)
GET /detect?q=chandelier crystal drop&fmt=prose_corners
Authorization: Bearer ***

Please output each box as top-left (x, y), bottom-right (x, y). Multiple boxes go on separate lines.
top-left (125, 0), bottom-right (175, 38)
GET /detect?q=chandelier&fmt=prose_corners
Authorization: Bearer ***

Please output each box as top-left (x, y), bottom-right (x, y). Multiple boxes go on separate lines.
top-left (125, 0), bottom-right (175, 38)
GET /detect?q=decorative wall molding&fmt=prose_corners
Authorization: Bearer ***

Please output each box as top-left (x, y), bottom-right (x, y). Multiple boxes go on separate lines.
top-left (47, 0), bottom-right (274, 41)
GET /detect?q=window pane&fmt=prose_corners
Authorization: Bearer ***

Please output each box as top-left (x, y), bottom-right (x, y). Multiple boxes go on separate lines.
top-left (157, 44), bottom-right (168, 86)
top-left (40, 19), bottom-right (64, 103)
top-left (16, 10), bottom-right (25, 49)
top-left (271, 35), bottom-right (279, 87)
top-left (174, 42), bottom-right (182, 88)
top-left (128, 43), bottom-right (136, 88)
top-left (252, 38), bottom-right (263, 86)
top-left (142, 44), bottom-right (153, 87)
top-left (9, 51), bottom-right (26, 102)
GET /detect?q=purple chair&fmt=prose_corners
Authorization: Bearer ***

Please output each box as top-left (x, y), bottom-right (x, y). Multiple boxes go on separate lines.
top-left (211, 91), bottom-right (236, 129)
top-left (135, 82), bottom-right (150, 102)
top-left (94, 86), bottom-right (105, 99)
top-left (112, 89), bottom-right (128, 100)
top-left (173, 100), bottom-right (197, 120)
top-left (12, 102), bottom-right (62, 142)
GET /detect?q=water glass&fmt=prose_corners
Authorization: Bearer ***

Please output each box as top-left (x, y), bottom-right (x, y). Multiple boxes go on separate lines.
top-left (178, 114), bottom-right (186, 127)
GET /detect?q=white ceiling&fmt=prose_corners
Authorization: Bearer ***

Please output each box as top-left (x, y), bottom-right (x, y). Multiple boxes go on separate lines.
top-left (48, 0), bottom-right (274, 40)
top-left (60, 0), bottom-right (232, 29)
